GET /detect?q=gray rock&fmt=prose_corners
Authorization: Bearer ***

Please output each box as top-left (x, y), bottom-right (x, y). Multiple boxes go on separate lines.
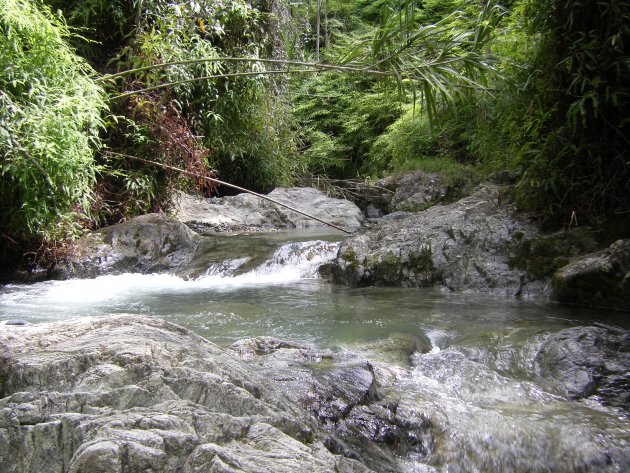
top-left (531, 326), bottom-right (630, 409)
top-left (362, 332), bottom-right (433, 366)
top-left (329, 185), bottom-right (544, 298)
top-left (229, 337), bottom-right (435, 471)
top-left (366, 171), bottom-right (475, 215)
top-left (551, 239), bottom-right (630, 310)
top-left (174, 187), bottom-right (363, 234)
top-left (60, 213), bottom-right (202, 278)
top-left (0, 315), bottom-right (374, 473)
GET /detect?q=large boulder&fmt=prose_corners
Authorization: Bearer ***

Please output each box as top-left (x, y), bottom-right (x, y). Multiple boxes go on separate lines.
top-left (529, 325), bottom-right (630, 409)
top-left (551, 239), bottom-right (630, 310)
top-left (58, 213), bottom-right (203, 279)
top-left (364, 171), bottom-right (467, 217)
top-left (174, 187), bottom-right (363, 234)
top-left (327, 185), bottom-right (545, 298)
top-left (0, 316), bottom-right (375, 473)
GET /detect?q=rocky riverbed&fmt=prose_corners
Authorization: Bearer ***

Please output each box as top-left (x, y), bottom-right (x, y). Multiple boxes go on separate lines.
top-left (1, 314), bottom-right (629, 472)
top-left (54, 182), bottom-right (630, 310)
top-left (1, 178), bottom-right (629, 472)
top-left (9, 180), bottom-right (630, 311)
top-left (0, 315), bottom-right (435, 472)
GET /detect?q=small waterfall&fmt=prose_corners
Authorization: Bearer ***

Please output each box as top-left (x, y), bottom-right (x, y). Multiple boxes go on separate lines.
top-left (0, 240), bottom-right (341, 321)
top-left (198, 239), bottom-right (339, 283)
top-left (240, 240), bottom-right (340, 281)
top-left (203, 258), bottom-right (250, 277)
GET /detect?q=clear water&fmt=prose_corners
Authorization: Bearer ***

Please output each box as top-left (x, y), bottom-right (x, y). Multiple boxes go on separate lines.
top-left (1, 231), bottom-right (629, 472)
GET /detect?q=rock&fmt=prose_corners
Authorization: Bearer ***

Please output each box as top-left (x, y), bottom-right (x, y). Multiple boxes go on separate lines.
top-left (362, 332), bottom-right (433, 366)
top-left (174, 187), bottom-right (363, 234)
top-left (551, 239), bottom-right (630, 310)
top-left (329, 185), bottom-right (545, 298)
top-left (37, 209), bottom-right (347, 281)
top-left (531, 326), bottom-right (630, 409)
top-left (59, 214), bottom-right (203, 278)
top-left (365, 171), bottom-right (476, 216)
top-left (0, 320), bottom-right (28, 326)
top-left (230, 337), bottom-right (307, 360)
top-left (229, 338), bottom-right (435, 471)
top-left (0, 315), bottom-right (374, 473)
top-left (372, 172), bottom-right (449, 213)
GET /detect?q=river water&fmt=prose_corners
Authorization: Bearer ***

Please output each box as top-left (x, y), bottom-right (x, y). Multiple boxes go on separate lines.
top-left (1, 231), bottom-right (629, 472)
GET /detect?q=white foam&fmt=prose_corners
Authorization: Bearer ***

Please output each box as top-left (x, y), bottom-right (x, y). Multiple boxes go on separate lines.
top-left (0, 240), bottom-right (340, 308)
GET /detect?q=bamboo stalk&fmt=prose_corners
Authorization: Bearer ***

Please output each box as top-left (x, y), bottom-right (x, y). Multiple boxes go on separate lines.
top-left (111, 69), bottom-right (318, 100)
top-left (98, 57), bottom-right (490, 98)
top-left (97, 57), bottom-right (417, 83)
top-left (10, 137), bottom-right (53, 188)
top-left (103, 151), bottom-right (353, 234)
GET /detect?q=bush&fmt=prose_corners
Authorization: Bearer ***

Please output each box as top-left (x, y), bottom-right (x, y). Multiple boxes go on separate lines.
top-left (0, 0), bottom-right (106, 246)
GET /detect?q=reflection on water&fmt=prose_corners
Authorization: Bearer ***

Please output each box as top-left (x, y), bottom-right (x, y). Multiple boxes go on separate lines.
top-left (1, 233), bottom-right (629, 472)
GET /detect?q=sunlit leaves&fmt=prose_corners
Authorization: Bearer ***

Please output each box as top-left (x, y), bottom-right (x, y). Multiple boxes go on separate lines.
top-left (0, 0), bottom-right (107, 240)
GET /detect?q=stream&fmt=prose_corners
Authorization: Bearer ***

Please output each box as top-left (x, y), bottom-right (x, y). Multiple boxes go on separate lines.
top-left (1, 230), bottom-right (629, 472)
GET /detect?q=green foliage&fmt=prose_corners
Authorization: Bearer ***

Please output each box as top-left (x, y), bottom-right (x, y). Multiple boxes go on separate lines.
top-left (43, 0), bottom-right (138, 65)
top-left (367, 104), bottom-right (477, 190)
top-left (368, 106), bottom-right (435, 172)
top-left (292, 0), bottom-right (498, 179)
top-left (110, 0), bottom-right (295, 194)
top-left (0, 0), bottom-right (107, 246)
top-left (338, 0), bottom-right (498, 115)
top-left (514, 0), bottom-right (630, 226)
top-left (293, 71), bottom-right (403, 177)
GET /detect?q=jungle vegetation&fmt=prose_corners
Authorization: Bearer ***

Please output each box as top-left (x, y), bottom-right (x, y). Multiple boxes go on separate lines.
top-left (0, 0), bottom-right (628, 270)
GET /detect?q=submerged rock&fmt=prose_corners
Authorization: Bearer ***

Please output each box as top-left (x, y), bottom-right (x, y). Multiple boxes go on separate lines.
top-left (0, 316), bottom-right (374, 473)
top-left (329, 185), bottom-right (545, 298)
top-left (174, 187), bottom-right (363, 234)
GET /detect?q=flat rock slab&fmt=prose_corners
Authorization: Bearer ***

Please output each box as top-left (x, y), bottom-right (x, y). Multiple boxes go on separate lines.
top-left (0, 315), bottom-right (372, 473)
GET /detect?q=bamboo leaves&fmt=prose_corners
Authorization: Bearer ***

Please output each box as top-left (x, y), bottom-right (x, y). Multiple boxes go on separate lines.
top-left (0, 0), bottom-right (107, 240)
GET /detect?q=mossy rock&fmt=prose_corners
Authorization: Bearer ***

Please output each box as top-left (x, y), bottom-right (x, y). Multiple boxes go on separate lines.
top-left (371, 252), bottom-right (402, 284)
top-left (551, 239), bottom-right (630, 310)
top-left (408, 246), bottom-right (434, 272)
top-left (510, 227), bottom-right (599, 280)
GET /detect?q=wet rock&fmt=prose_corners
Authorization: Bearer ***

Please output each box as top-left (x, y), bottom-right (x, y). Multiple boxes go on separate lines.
top-left (329, 185), bottom-right (545, 298)
top-left (174, 187), bottom-right (363, 234)
top-left (230, 337), bottom-right (307, 360)
top-left (362, 332), bottom-right (433, 366)
top-left (0, 316), bottom-right (373, 473)
top-left (230, 339), bottom-right (435, 471)
top-left (532, 326), bottom-right (630, 409)
top-left (551, 239), bottom-right (630, 310)
top-left (362, 171), bottom-right (477, 216)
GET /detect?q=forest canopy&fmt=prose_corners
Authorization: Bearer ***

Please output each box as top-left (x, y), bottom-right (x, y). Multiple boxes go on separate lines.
top-left (0, 0), bottom-right (628, 269)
